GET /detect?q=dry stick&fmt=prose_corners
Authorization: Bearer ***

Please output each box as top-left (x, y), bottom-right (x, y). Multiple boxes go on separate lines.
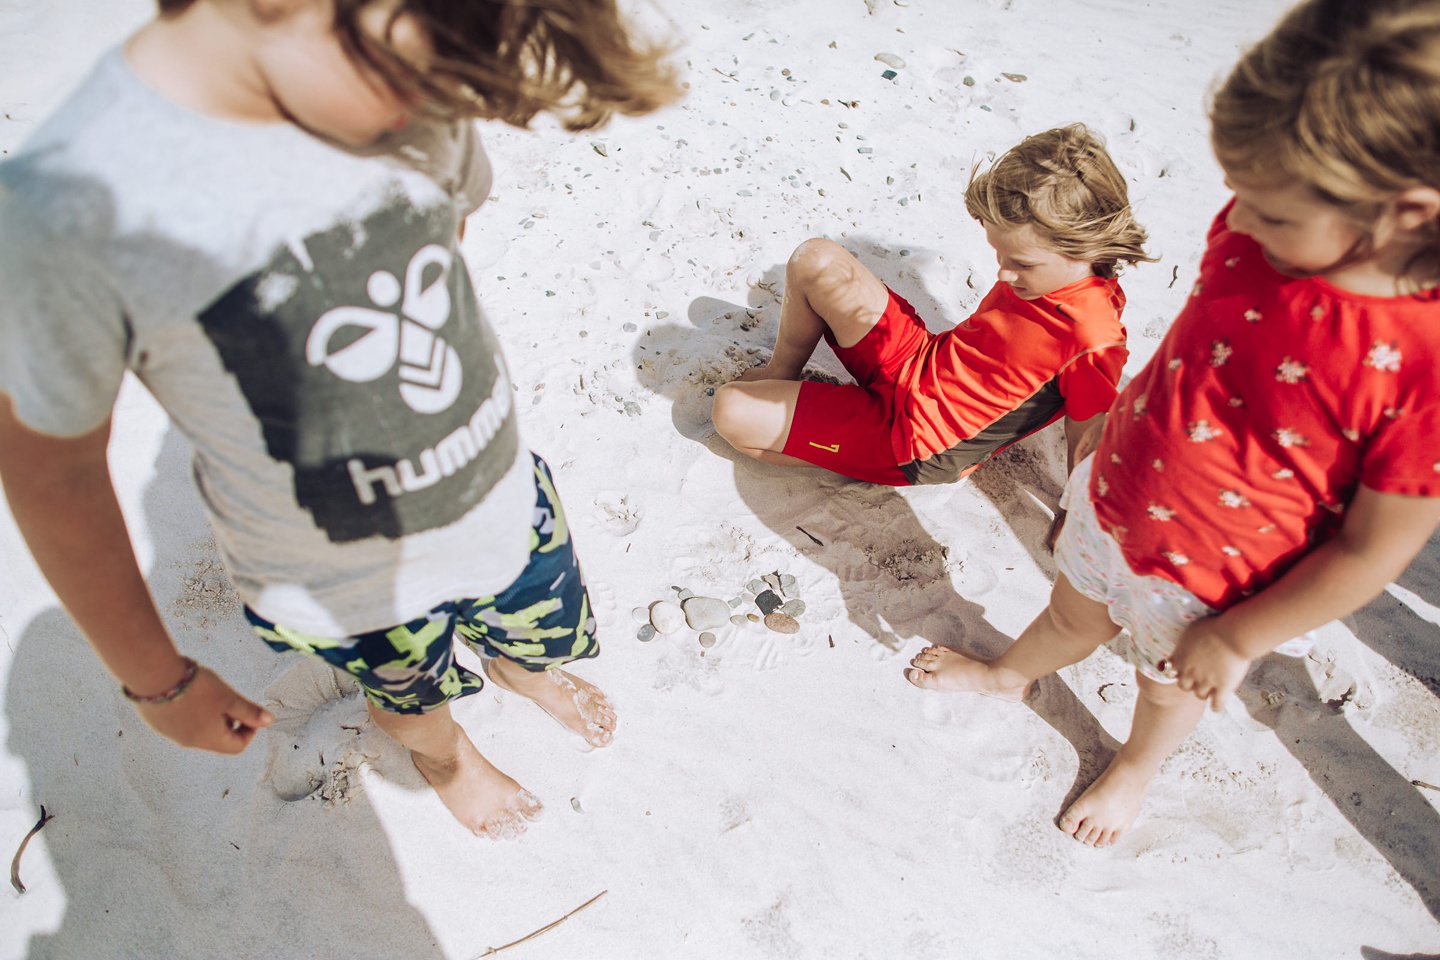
top-left (796, 525), bottom-right (824, 546)
top-left (1413, 779), bottom-right (1440, 793)
top-left (10, 806), bottom-right (55, 894)
top-left (474, 890), bottom-right (608, 958)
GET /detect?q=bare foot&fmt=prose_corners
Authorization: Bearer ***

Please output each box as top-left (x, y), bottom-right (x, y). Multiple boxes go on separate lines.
top-left (411, 738), bottom-right (544, 840)
top-left (1058, 759), bottom-right (1153, 847)
top-left (903, 645), bottom-right (1033, 701)
top-left (484, 658), bottom-right (617, 747)
top-left (735, 363), bottom-right (789, 382)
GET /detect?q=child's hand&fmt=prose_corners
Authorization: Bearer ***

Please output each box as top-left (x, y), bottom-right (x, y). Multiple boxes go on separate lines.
top-left (1165, 618), bottom-right (1253, 711)
top-left (134, 667), bottom-right (275, 754)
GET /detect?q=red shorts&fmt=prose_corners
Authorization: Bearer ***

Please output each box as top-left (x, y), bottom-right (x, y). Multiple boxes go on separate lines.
top-left (781, 289), bottom-right (931, 485)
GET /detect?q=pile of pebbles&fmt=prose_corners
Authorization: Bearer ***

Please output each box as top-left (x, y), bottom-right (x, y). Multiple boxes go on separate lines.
top-left (634, 572), bottom-right (807, 647)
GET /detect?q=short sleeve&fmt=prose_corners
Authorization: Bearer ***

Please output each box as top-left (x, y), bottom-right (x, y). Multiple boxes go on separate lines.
top-left (1058, 343), bottom-right (1126, 421)
top-left (1359, 401), bottom-right (1440, 498)
top-left (0, 184), bottom-right (129, 436)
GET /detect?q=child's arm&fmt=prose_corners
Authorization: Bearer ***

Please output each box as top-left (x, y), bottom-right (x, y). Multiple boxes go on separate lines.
top-left (1047, 412), bottom-right (1107, 551)
top-left (0, 395), bottom-right (273, 752)
top-left (1169, 484), bottom-right (1440, 710)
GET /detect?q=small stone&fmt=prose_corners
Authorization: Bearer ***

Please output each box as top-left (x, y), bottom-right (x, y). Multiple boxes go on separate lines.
top-left (631, 606), bottom-right (651, 624)
top-left (858, 146), bottom-right (875, 154)
top-left (623, 401), bottom-right (642, 417)
top-left (880, 70), bottom-right (897, 81)
top-left (676, 587), bottom-right (695, 601)
top-left (592, 142), bottom-right (608, 157)
top-left (727, 597), bottom-right (743, 608)
top-left (769, 89), bottom-right (781, 101)
top-left (656, 310), bottom-right (670, 320)
top-left (747, 613), bottom-right (760, 622)
top-left (747, 579), bottom-right (768, 595)
top-left (874, 52), bottom-right (906, 69)
top-left (778, 574), bottom-right (797, 593)
top-left (780, 599), bottom-right (806, 618)
top-left (730, 615), bottom-right (748, 626)
top-left (764, 612), bottom-right (800, 634)
top-left (762, 573), bottom-right (782, 592)
top-left (698, 632), bottom-right (717, 648)
top-left (737, 189), bottom-right (753, 197)
top-left (755, 590), bottom-right (782, 615)
top-left (980, 104), bottom-right (992, 112)
top-left (636, 623), bottom-right (656, 642)
top-left (649, 600), bottom-right (686, 635)
top-left (683, 596), bottom-right (732, 631)
top-left (962, 75), bottom-right (976, 87)
top-left (1000, 72), bottom-right (1028, 82)
top-left (570, 797), bottom-right (584, 813)
top-left (623, 322), bottom-right (637, 332)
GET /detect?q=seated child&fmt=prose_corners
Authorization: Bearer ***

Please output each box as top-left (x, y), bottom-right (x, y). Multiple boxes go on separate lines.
top-left (0, 0), bottom-right (678, 840)
top-left (712, 124), bottom-right (1154, 530)
top-left (907, 0), bottom-right (1440, 848)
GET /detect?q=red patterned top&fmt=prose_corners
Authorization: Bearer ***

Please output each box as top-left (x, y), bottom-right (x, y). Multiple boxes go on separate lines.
top-left (1090, 202), bottom-right (1440, 609)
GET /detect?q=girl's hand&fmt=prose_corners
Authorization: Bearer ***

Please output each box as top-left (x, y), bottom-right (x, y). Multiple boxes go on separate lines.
top-left (1165, 618), bottom-right (1253, 711)
top-left (134, 667), bottom-right (275, 754)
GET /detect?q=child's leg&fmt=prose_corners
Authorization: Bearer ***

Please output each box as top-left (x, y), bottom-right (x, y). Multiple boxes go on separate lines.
top-left (1059, 673), bottom-right (1206, 847)
top-left (743, 237), bottom-right (891, 381)
top-left (710, 378), bottom-right (814, 467)
top-left (905, 572), bottom-right (1120, 698)
top-left (366, 700), bottom-right (542, 839)
top-left (455, 454), bottom-right (617, 747)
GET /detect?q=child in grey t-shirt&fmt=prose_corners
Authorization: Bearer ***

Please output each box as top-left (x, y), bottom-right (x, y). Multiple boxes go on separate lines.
top-left (0, 0), bottom-right (676, 839)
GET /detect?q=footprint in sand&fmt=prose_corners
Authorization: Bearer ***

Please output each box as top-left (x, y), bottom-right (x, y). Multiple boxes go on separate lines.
top-left (261, 661), bottom-right (376, 805)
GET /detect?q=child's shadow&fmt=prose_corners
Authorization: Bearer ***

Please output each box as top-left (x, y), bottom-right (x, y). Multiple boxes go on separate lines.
top-left (4, 428), bottom-right (447, 959)
top-left (635, 250), bottom-right (1122, 801)
top-left (1240, 527), bottom-right (1440, 924)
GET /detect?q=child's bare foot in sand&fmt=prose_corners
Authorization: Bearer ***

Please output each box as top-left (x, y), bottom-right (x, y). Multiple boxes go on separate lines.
top-left (484, 657), bottom-right (617, 747)
top-left (1058, 758), bottom-right (1153, 848)
top-left (366, 702), bottom-right (542, 840)
top-left (412, 738), bottom-right (544, 840)
top-left (734, 362), bottom-right (797, 382)
top-left (904, 644), bottom-right (1034, 701)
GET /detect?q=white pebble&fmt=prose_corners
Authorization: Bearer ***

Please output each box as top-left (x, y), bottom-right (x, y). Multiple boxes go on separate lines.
top-left (649, 600), bottom-right (686, 635)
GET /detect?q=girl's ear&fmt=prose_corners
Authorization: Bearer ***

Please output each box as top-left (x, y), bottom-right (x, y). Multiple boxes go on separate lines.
top-left (1391, 186), bottom-right (1440, 233)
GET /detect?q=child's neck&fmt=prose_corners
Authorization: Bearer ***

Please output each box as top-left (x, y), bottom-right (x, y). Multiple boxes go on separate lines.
top-left (125, 5), bottom-right (282, 126)
top-left (1322, 236), bottom-right (1432, 298)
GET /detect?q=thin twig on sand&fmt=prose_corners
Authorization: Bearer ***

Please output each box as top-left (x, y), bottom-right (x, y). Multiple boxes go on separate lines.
top-left (10, 806), bottom-right (55, 894)
top-left (796, 525), bottom-right (824, 546)
top-left (1412, 779), bottom-right (1440, 793)
top-left (474, 890), bottom-right (608, 958)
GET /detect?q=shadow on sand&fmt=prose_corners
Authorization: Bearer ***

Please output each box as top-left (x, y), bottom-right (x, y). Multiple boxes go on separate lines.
top-left (5, 428), bottom-right (446, 959)
top-left (637, 242), bottom-right (1440, 928)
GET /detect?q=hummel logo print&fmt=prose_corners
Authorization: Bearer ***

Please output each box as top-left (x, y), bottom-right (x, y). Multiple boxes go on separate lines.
top-left (197, 198), bottom-right (518, 543)
top-left (306, 244), bottom-right (463, 415)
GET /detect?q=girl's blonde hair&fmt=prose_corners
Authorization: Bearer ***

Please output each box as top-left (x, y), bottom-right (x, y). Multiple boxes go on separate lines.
top-left (963, 124), bottom-right (1155, 279)
top-left (1211, 0), bottom-right (1440, 287)
top-left (158, 0), bottom-right (682, 131)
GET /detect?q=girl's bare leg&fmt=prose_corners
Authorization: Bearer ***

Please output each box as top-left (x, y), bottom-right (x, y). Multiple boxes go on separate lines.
top-left (367, 701), bottom-right (542, 840)
top-left (741, 237), bottom-right (890, 381)
top-left (905, 572), bottom-right (1119, 699)
top-left (1059, 674), bottom-right (1206, 847)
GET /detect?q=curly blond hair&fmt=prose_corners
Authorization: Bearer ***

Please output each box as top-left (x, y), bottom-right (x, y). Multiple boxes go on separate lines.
top-left (963, 124), bottom-right (1154, 279)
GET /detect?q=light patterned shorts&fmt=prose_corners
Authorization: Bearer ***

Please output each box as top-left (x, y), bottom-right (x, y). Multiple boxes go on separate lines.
top-left (1053, 457), bottom-right (1311, 683)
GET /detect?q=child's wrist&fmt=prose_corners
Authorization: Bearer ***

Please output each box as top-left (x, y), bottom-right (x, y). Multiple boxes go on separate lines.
top-left (121, 656), bottom-right (199, 704)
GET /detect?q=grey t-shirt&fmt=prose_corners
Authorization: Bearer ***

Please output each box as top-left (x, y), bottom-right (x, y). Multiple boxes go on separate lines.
top-left (0, 49), bottom-right (536, 636)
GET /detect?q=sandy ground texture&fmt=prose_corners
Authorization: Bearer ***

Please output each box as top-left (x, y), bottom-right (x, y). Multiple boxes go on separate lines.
top-left (4, 0), bottom-right (1440, 958)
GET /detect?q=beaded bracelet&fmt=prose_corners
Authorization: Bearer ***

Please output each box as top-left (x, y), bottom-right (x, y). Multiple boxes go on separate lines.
top-left (122, 657), bottom-right (200, 705)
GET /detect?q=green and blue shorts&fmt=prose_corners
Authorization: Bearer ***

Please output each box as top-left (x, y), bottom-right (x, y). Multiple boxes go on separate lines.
top-left (246, 454), bottom-right (598, 714)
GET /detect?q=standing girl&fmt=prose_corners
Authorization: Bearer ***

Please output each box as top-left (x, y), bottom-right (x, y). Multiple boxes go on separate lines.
top-left (907, 0), bottom-right (1440, 847)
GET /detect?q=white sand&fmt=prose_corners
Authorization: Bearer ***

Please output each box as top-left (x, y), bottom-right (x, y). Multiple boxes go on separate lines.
top-left (4, 1), bottom-right (1440, 957)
